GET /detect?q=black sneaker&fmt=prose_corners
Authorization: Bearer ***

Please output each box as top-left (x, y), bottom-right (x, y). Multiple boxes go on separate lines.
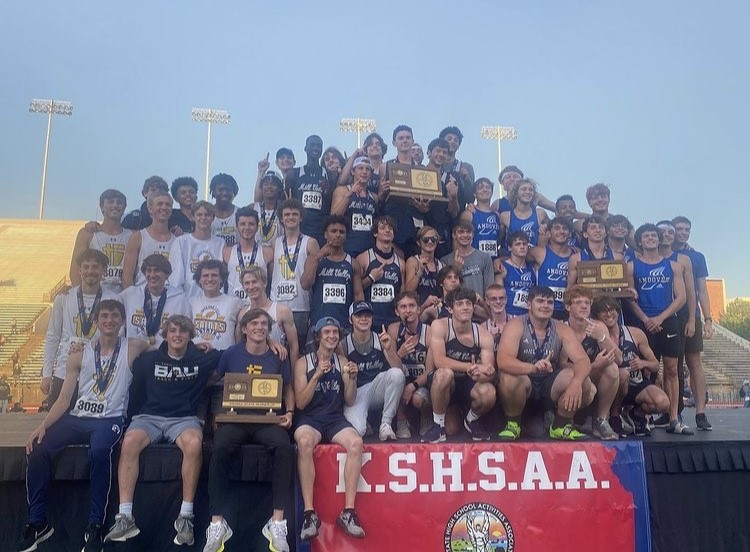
top-left (651, 413), bottom-right (670, 428)
top-left (83, 524), bottom-right (103, 552)
top-left (299, 510), bottom-right (321, 541)
top-left (420, 422), bottom-right (446, 443)
top-left (337, 509), bottom-right (365, 538)
top-left (695, 413), bottom-right (713, 431)
top-left (463, 417), bottom-right (491, 441)
top-left (631, 413), bottom-right (651, 437)
top-left (18, 523), bottom-right (54, 552)
top-left (609, 414), bottom-right (634, 437)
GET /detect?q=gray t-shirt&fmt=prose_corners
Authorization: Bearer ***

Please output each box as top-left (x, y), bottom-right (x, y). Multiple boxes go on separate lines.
top-left (441, 249), bottom-right (495, 296)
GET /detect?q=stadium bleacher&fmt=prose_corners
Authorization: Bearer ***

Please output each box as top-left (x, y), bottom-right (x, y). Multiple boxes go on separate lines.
top-left (0, 219), bottom-right (81, 402)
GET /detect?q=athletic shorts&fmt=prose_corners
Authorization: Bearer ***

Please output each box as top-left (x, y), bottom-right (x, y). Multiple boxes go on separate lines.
top-left (426, 371), bottom-right (475, 406)
top-left (645, 315), bottom-right (681, 359)
top-left (624, 380), bottom-right (653, 406)
top-left (685, 319), bottom-right (704, 354)
top-left (529, 369), bottom-right (564, 404)
top-left (295, 415), bottom-right (352, 443)
top-left (128, 414), bottom-right (203, 444)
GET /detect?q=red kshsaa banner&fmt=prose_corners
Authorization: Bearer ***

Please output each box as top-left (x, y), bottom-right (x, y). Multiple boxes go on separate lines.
top-left (298, 441), bottom-right (650, 552)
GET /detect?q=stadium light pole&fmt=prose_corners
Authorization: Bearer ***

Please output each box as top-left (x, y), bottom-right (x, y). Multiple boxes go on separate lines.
top-left (191, 107), bottom-right (231, 200)
top-left (340, 117), bottom-right (376, 149)
top-left (480, 125), bottom-right (518, 197)
top-left (29, 99), bottom-right (73, 219)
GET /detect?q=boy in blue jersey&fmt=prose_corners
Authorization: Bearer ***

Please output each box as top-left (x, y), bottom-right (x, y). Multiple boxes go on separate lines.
top-left (496, 231), bottom-right (537, 318)
top-left (627, 224), bottom-right (690, 435)
top-left (458, 177), bottom-right (502, 260)
top-left (672, 216), bottom-right (713, 431)
top-left (293, 317), bottom-right (365, 541)
top-left (528, 217), bottom-right (574, 321)
top-left (499, 179), bottom-right (549, 249)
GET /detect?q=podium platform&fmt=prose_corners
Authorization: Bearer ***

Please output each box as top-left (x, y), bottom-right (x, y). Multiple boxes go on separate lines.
top-left (1, 409), bottom-right (749, 552)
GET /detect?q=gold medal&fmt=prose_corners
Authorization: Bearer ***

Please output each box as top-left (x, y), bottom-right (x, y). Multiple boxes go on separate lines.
top-left (148, 336), bottom-right (155, 345)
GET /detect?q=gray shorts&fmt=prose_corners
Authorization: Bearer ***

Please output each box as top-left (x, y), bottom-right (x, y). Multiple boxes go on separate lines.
top-left (128, 414), bottom-right (203, 444)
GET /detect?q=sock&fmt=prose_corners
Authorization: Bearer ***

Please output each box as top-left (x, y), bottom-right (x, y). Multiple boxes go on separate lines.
top-left (433, 413), bottom-right (446, 427)
top-left (553, 413), bottom-right (570, 429)
top-left (508, 416), bottom-right (521, 424)
top-left (180, 501), bottom-right (193, 516)
top-left (119, 503), bottom-right (133, 518)
top-left (465, 409), bottom-right (480, 423)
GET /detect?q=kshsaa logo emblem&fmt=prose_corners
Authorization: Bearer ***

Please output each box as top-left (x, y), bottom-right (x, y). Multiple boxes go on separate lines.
top-left (444, 502), bottom-right (514, 551)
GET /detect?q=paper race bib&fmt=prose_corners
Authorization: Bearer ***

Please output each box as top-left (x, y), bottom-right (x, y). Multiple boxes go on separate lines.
top-left (370, 282), bottom-right (395, 303)
top-left (512, 289), bottom-right (529, 309)
top-left (301, 191), bottom-right (322, 210)
top-left (74, 397), bottom-right (107, 418)
top-left (351, 213), bottom-right (373, 232)
top-left (275, 281), bottom-right (298, 301)
top-left (404, 364), bottom-right (425, 379)
top-left (323, 283), bottom-right (347, 304)
top-left (550, 287), bottom-right (565, 303)
top-left (628, 369), bottom-right (644, 385)
top-left (478, 240), bottom-right (498, 255)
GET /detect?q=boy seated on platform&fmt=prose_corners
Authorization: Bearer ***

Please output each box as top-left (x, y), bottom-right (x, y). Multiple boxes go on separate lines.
top-left (104, 315), bottom-right (221, 547)
top-left (294, 317), bottom-right (366, 541)
top-left (20, 300), bottom-right (148, 552)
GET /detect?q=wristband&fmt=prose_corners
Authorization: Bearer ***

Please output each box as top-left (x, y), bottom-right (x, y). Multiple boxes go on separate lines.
top-left (704, 317), bottom-right (713, 323)
top-left (286, 409), bottom-right (294, 414)
top-left (597, 334), bottom-right (607, 343)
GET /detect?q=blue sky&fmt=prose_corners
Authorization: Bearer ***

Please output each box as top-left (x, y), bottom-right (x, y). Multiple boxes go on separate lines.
top-left (1, 1), bottom-right (748, 297)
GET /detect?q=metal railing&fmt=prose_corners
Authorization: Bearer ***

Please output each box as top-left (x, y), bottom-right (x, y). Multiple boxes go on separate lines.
top-left (42, 277), bottom-right (68, 303)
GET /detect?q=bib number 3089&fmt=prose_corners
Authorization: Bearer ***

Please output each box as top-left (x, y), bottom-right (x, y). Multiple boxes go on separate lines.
top-left (76, 398), bottom-right (105, 417)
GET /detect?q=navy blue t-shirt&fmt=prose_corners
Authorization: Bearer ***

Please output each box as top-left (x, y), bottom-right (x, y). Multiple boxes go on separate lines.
top-left (216, 343), bottom-right (291, 385)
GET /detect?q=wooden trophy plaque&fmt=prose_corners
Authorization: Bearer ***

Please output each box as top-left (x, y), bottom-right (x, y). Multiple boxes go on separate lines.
top-left (214, 372), bottom-right (285, 424)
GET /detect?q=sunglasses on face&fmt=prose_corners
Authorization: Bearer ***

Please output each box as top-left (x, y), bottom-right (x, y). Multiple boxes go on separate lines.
top-left (420, 236), bottom-right (438, 244)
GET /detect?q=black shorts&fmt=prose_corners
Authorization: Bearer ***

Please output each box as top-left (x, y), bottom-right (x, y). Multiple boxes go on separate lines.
top-left (295, 415), bottom-right (352, 443)
top-left (529, 369), bottom-right (564, 404)
top-left (426, 371), bottom-right (475, 406)
top-left (685, 319), bottom-right (704, 354)
top-left (645, 315), bottom-right (681, 359)
top-left (624, 380), bottom-right (653, 406)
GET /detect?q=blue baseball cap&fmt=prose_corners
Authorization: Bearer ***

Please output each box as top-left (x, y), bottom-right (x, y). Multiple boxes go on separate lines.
top-left (313, 316), bottom-right (341, 332)
top-left (349, 301), bottom-right (373, 317)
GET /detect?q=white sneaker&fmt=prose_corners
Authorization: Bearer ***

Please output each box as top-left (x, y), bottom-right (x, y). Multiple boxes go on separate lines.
top-left (203, 519), bottom-right (232, 552)
top-left (379, 422), bottom-right (397, 441)
top-left (262, 518), bottom-right (289, 552)
top-left (396, 419), bottom-right (412, 439)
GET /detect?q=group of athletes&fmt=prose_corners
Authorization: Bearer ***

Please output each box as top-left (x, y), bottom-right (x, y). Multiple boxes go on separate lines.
top-left (17, 124), bottom-right (715, 552)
